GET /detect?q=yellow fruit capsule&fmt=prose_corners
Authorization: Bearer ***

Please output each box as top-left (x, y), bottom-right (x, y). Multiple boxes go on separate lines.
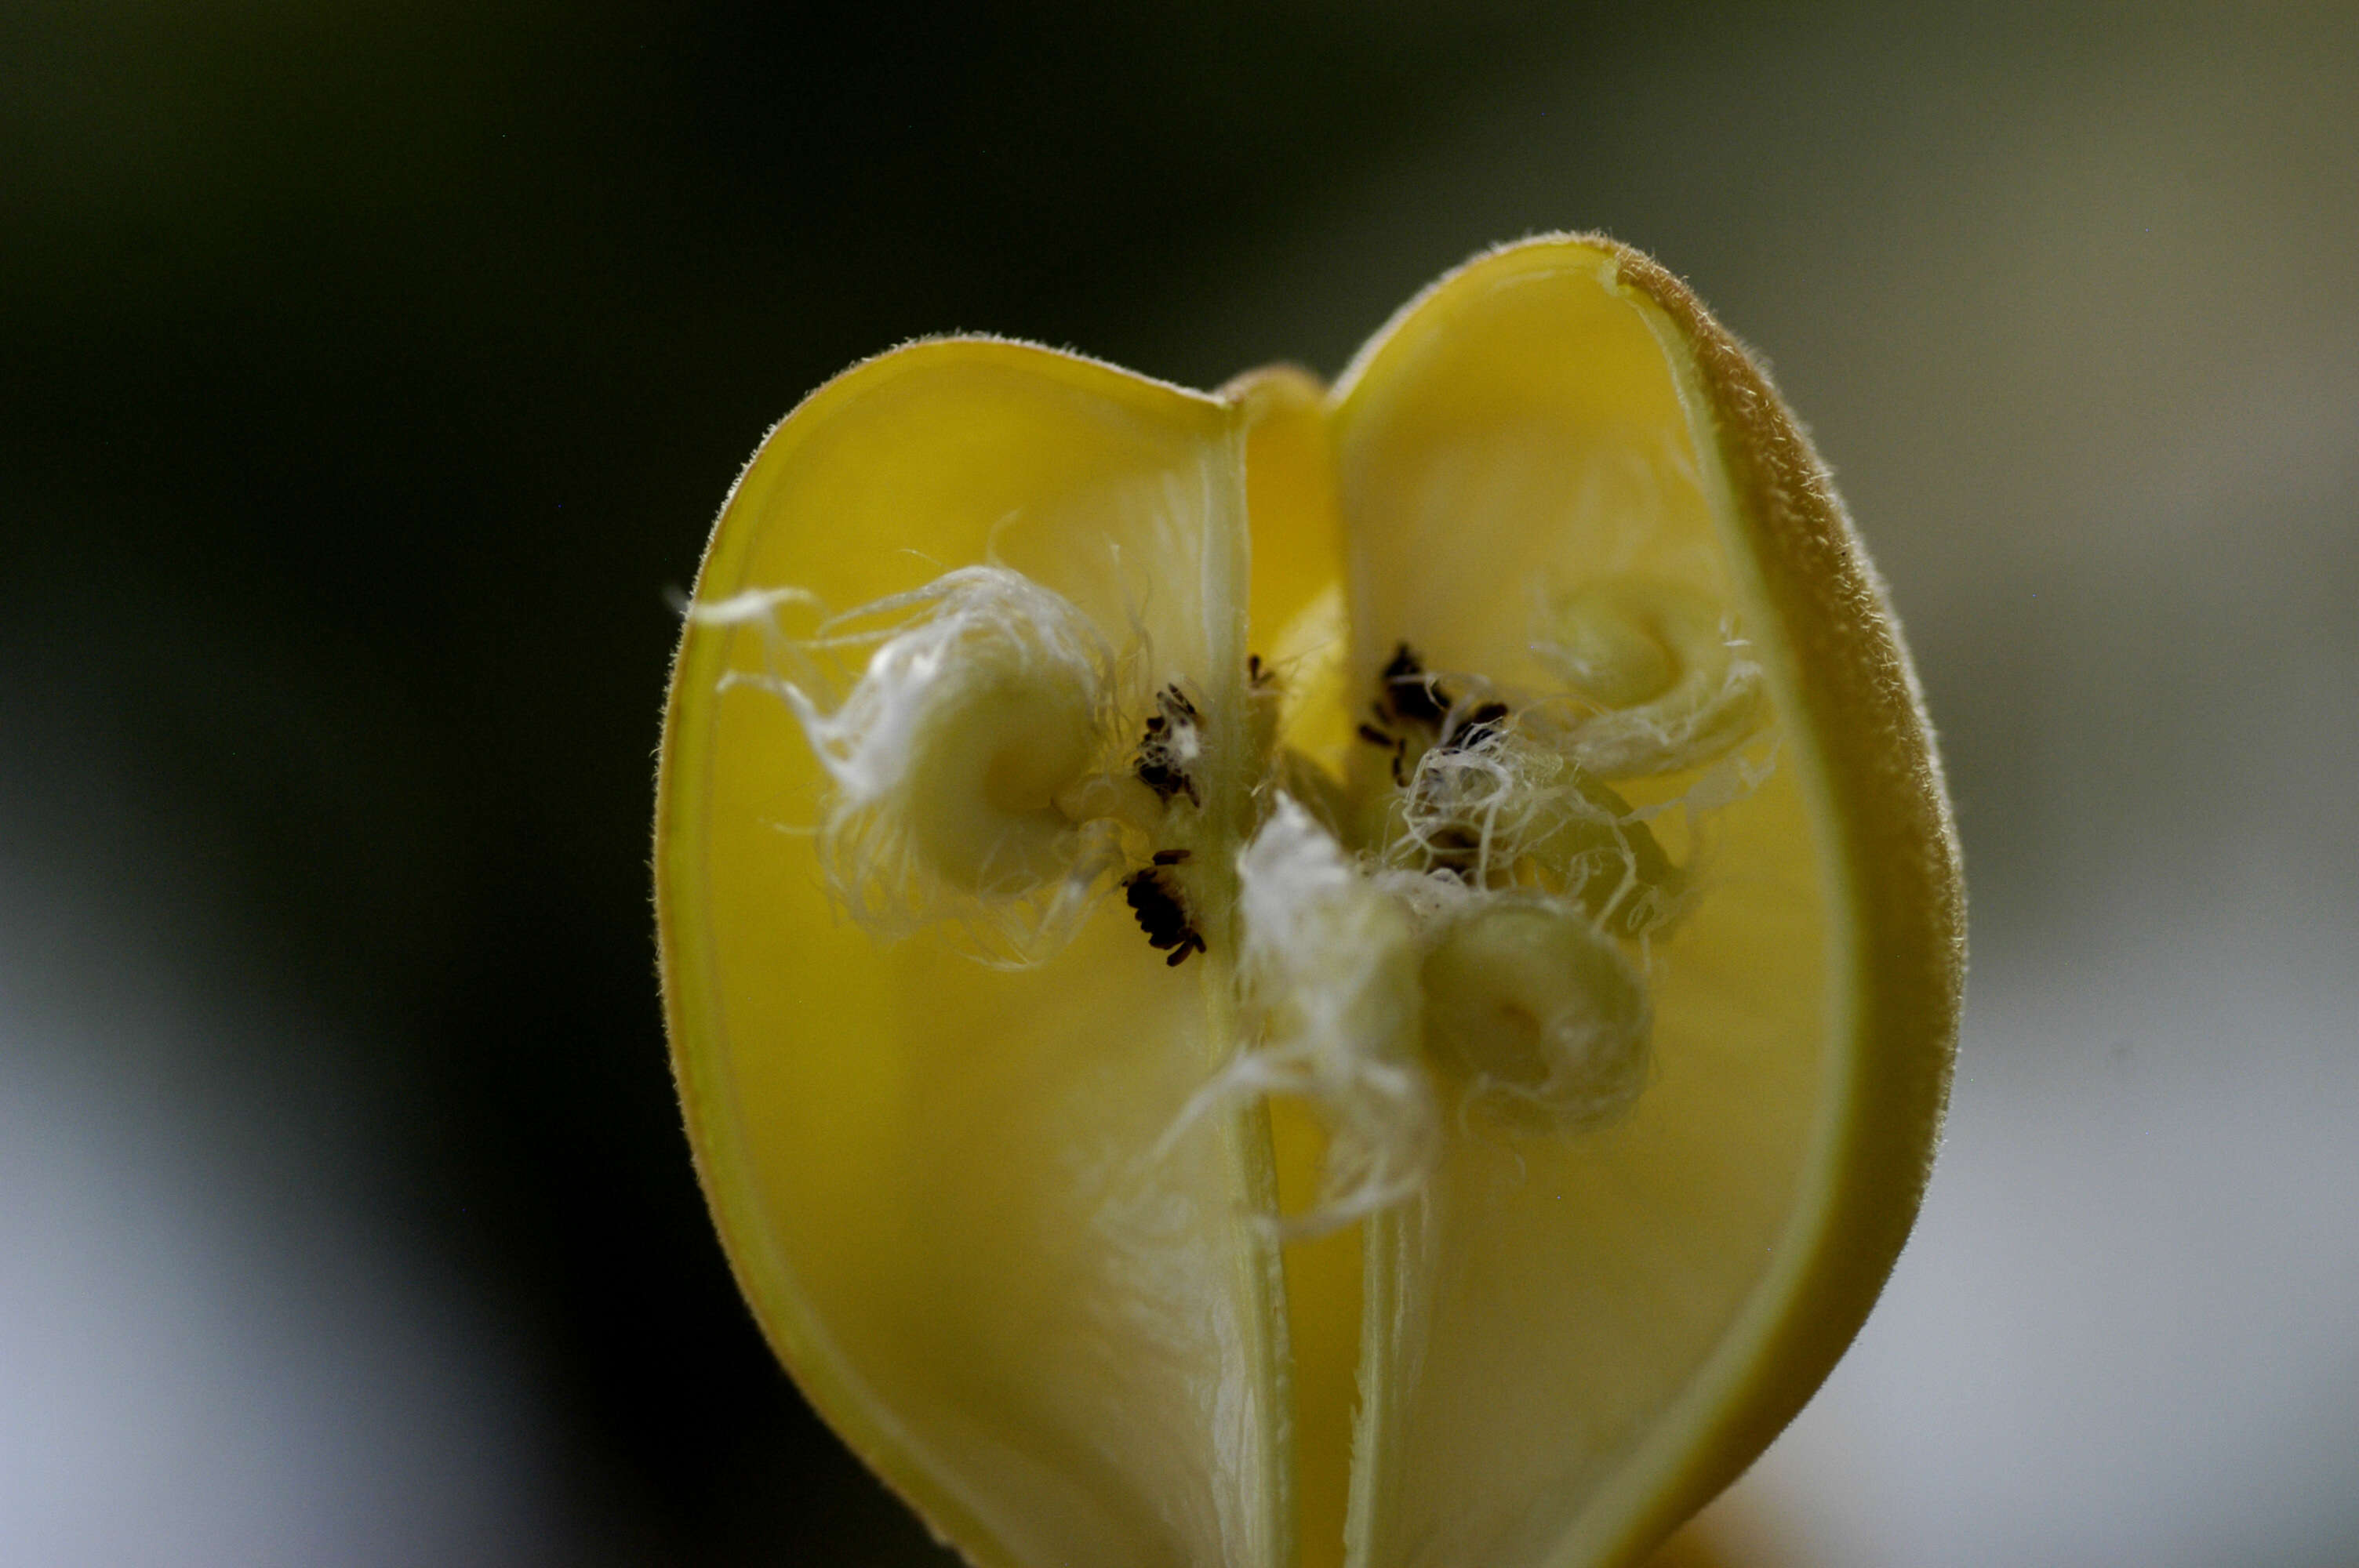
top-left (655, 235), bottom-right (1963, 1568)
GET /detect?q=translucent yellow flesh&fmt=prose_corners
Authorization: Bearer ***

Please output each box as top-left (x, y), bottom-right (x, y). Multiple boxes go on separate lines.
top-left (660, 343), bottom-right (1288, 1568)
top-left (1329, 245), bottom-right (1833, 1568)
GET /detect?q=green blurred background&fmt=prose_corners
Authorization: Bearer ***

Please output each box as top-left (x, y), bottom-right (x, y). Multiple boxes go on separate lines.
top-left (4, 2), bottom-right (2355, 1563)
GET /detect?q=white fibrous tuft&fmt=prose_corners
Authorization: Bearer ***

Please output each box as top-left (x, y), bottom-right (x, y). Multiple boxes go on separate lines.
top-left (777, 567), bottom-right (1110, 808)
top-left (1386, 725), bottom-right (1688, 938)
top-left (1387, 724), bottom-right (1575, 886)
top-left (1367, 863), bottom-right (1475, 931)
top-left (696, 565), bottom-right (1125, 964)
top-left (1419, 894), bottom-right (1655, 1136)
top-left (1528, 577), bottom-right (1766, 778)
top-left (1183, 795), bottom-right (1438, 1235)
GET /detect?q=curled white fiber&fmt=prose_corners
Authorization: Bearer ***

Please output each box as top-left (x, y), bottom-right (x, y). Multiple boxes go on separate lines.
top-left (703, 564), bottom-right (1126, 964)
top-left (1528, 578), bottom-right (1766, 778)
top-left (1386, 724), bottom-right (1686, 938)
top-left (1182, 795), bottom-right (1437, 1235)
top-left (779, 568), bottom-right (1114, 803)
top-left (1420, 893), bottom-right (1655, 1136)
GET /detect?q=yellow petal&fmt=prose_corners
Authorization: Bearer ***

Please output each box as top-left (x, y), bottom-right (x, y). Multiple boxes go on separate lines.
top-left (1329, 236), bottom-right (1957, 1566)
top-left (659, 339), bottom-right (1293, 1568)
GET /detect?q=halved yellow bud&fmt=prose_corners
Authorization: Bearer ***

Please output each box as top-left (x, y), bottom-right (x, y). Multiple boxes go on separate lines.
top-left (656, 238), bottom-right (1963, 1568)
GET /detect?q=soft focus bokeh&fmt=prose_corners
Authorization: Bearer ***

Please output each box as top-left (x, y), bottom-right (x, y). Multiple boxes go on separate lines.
top-left (5, 3), bottom-right (2354, 1563)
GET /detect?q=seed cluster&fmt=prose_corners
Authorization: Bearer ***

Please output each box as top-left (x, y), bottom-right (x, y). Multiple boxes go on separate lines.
top-left (1123, 849), bottom-right (1204, 967)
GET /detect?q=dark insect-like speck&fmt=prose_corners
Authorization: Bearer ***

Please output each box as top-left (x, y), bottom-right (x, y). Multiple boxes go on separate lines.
top-left (1123, 866), bottom-right (1204, 966)
top-left (1379, 644), bottom-right (1454, 728)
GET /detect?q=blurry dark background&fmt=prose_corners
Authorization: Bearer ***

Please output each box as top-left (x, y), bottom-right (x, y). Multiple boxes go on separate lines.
top-left (4, 3), bottom-right (2355, 1565)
